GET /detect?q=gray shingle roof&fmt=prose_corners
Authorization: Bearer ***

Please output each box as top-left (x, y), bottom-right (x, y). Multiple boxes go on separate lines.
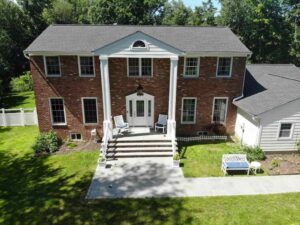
top-left (24, 25), bottom-right (251, 54)
top-left (234, 64), bottom-right (300, 116)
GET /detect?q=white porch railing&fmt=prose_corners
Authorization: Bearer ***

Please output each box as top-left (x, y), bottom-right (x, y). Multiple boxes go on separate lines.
top-left (100, 121), bottom-right (112, 160)
top-left (0, 108), bottom-right (38, 126)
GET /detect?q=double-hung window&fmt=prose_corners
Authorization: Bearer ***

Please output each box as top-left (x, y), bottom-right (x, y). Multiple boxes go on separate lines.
top-left (181, 98), bottom-right (197, 124)
top-left (212, 97), bottom-right (228, 123)
top-left (82, 98), bottom-right (98, 124)
top-left (217, 57), bottom-right (232, 77)
top-left (278, 123), bottom-right (293, 139)
top-left (45, 56), bottom-right (61, 77)
top-left (79, 56), bottom-right (95, 77)
top-left (128, 58), bottom-right (152, 77)
top-left (50, 98), bottom-right (66, 125)
top-left (184, 57), bottom-right (199, 77)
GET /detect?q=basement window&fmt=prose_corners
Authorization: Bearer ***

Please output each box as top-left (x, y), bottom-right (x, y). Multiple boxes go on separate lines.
top-left (70, 133), bottom-right (82, 141)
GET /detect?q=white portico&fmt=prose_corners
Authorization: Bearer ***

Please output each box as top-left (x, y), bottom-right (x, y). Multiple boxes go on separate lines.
top-left (95, 31), bottom-right (182, 150)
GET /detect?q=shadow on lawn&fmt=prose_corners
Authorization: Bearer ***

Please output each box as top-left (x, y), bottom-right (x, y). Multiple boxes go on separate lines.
top-left (0, 151), bottom-right (193, 225)
top-left (1, 95), bottom-right (29, 108)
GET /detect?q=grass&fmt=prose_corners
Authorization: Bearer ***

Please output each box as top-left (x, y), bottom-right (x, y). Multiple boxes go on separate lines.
top-left (180, 141), bottom-right (266, 177)
top-left (1, 91), bottom-right (35, 108)
top-left (1, 127), bottom-right (300, 224)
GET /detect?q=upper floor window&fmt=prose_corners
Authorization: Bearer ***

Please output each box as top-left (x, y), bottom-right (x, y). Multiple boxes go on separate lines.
top-left (217, 57), bottom-right (232, 77)
top-left (278, 123), bottom-right (293, 139)
top-left (181, 97), bottom-right (197, 124)
top-left (49, 98), bottom-right (66, 125)
top-left (212, 97), bottom-right (228, 123)
top-left (132, 40), bottom-right (146, 49)
top-left (79, 56), bottom-right (95, 77)
top-left (128, 58), bottom-right (152, 77)
top-left (45, 56), bottom-right (61, 77)
top-left (184, 57), bottom-right (199, 77)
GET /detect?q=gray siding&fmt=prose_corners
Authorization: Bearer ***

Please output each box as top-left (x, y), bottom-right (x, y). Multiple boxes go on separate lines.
top-left (259, 98), bottom-right (300, 152)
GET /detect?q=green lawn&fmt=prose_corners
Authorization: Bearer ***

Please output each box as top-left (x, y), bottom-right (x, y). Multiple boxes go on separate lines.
top-left (1, 91), bottom-right (35, 108)
top-left (1, 127), bottom-right (300, 224)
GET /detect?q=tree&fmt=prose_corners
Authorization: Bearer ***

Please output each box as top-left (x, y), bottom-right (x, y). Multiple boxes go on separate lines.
top-left (88, 0), bottom-right (166, 25)
top-left (17, 0), bottom-right (51, 36)
top-left (219, 0), bottom-right (293, 64)
top-left (193, 0), bottom-right (217, 26)
top-left (162, 0), bottom-right (193, 25)
top-left (0, 0), bottom-right (32, 90)
top-left (43, 0), bottom-right (75, 24)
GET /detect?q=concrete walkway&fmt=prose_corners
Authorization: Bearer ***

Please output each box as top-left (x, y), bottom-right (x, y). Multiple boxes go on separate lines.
top-left (86, 158), bottom-right (300, 199)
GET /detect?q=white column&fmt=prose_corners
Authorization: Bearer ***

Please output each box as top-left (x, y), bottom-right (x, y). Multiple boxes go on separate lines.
top-left (100, 55), bottom-right (112, 138)
top-left (167, 56), bottom-right (179, 138)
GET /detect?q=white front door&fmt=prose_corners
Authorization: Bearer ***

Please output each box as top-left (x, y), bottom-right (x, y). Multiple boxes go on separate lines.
top-left (126, 92), bottom-right (154, 127)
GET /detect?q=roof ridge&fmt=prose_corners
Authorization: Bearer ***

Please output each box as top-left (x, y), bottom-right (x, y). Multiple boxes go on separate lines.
top-left (50, 24), bottom-right (228, 28)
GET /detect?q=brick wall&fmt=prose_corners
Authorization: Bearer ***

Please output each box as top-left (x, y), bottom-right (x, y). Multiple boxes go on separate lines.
top-left (30, 55), bottom-right (245, 140)
top-left (176, 57), bottom-right (246, 135)
top-left (30, 56), bottom-right (103, 140)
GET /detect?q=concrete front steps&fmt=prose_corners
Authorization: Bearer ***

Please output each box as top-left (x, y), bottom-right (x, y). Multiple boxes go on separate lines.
top-left (106, 139), bottom-right (175, 159)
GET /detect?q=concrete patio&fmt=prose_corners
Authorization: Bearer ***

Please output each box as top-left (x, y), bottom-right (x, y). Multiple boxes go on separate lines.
top-left (86, 159), bottom-right (300, 199)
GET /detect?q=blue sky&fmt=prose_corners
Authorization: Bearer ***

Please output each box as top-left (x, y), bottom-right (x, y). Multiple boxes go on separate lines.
top-left (182, 0), bottom-right (221, 11)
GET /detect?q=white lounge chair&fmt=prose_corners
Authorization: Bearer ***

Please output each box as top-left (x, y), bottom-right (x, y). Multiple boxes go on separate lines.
top-left (221, 154), bottom-right (250, 176)
top-left (155, 114), bottom-right (168, 133)
top-left (113, 115), bottom-right (129, 134)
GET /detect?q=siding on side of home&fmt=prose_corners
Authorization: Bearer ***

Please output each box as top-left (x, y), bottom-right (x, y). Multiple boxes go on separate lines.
top-left (235, 108), bottom-right (260, 146)
top-left (259, 98), bottom-right (300, 152)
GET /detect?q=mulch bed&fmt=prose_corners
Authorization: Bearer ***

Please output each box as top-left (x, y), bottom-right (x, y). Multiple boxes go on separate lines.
top-left (261, 153), bottom-right (300, 175)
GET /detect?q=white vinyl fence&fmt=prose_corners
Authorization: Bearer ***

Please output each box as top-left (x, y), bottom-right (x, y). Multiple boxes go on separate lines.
top-left (0, 108), bottom-right (38, 126)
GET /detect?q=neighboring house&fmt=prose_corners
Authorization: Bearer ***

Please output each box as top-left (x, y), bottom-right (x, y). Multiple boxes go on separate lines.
top-left (24, 25), bottom-right (251, 141)
top-left (234, 64), bottom-right (300, 152)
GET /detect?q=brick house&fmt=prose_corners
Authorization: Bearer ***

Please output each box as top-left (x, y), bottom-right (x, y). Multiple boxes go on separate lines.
top-left (24, 25), bottom-right (251, 157)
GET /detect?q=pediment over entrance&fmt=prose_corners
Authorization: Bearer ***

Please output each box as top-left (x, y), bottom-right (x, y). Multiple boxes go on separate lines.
top-left (93, 31), bottom-right (183, 57)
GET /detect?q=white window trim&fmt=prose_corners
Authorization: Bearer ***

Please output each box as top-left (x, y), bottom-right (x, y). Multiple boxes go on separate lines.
top-left (130, 40), bottom-right (149, 51)
top-left (216, 57), bottom-right (233, 78)
top-left (181, 97), bottom-right (197, 124)
top-left (78, 56), bottom-right (96, 77)
top-left (49, 97), bottom-right (67, 126)
top-left (127, 58), bottom-right (153, 77)
top-left (183, 57), bottom-right (200, 78)
top-left (70, 133), bottom-right (82, 141)
top-left (277, 121), bottom-right (295, 140)
top-left (44, 56), bottom-right (61, 77)
top-left (211, 97), bottom-right (229, 124)
top-left (81, 97), bottom-right (99, 125)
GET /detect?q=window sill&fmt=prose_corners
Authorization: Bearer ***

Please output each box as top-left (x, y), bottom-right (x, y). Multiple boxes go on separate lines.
top-left (181, 122), bottom-right (196, 125)
top-left (52, 123), bottom-right (67, 126)
top-left (79, 74), bottom-right (95, 77)
top-left (46, 75), bottom-right (61, 77)
top-left (84, 123), bottom-right (98, 126)
top-left (183, 76), bottom-right (199, 79)
top-left (216, 75), bottom-right (231, 78)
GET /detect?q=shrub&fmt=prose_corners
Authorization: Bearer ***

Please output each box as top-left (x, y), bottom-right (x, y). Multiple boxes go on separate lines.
top-left (271, 159), bottom-right (280, 168)
top-left (10, 71), bottom-right (33, 92)
top-left (32, 131), bottom-right (59, 154)
top-left (240, 145), bottom-right (266, 162)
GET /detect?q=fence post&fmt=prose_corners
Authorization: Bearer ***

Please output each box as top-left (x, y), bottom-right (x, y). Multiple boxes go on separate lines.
top-left (20, 108), bottom-right (25, 126)
top-left (2, 108), bottom-right (7, 127)
top-left (33, 107), bottom-right (38, 125)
